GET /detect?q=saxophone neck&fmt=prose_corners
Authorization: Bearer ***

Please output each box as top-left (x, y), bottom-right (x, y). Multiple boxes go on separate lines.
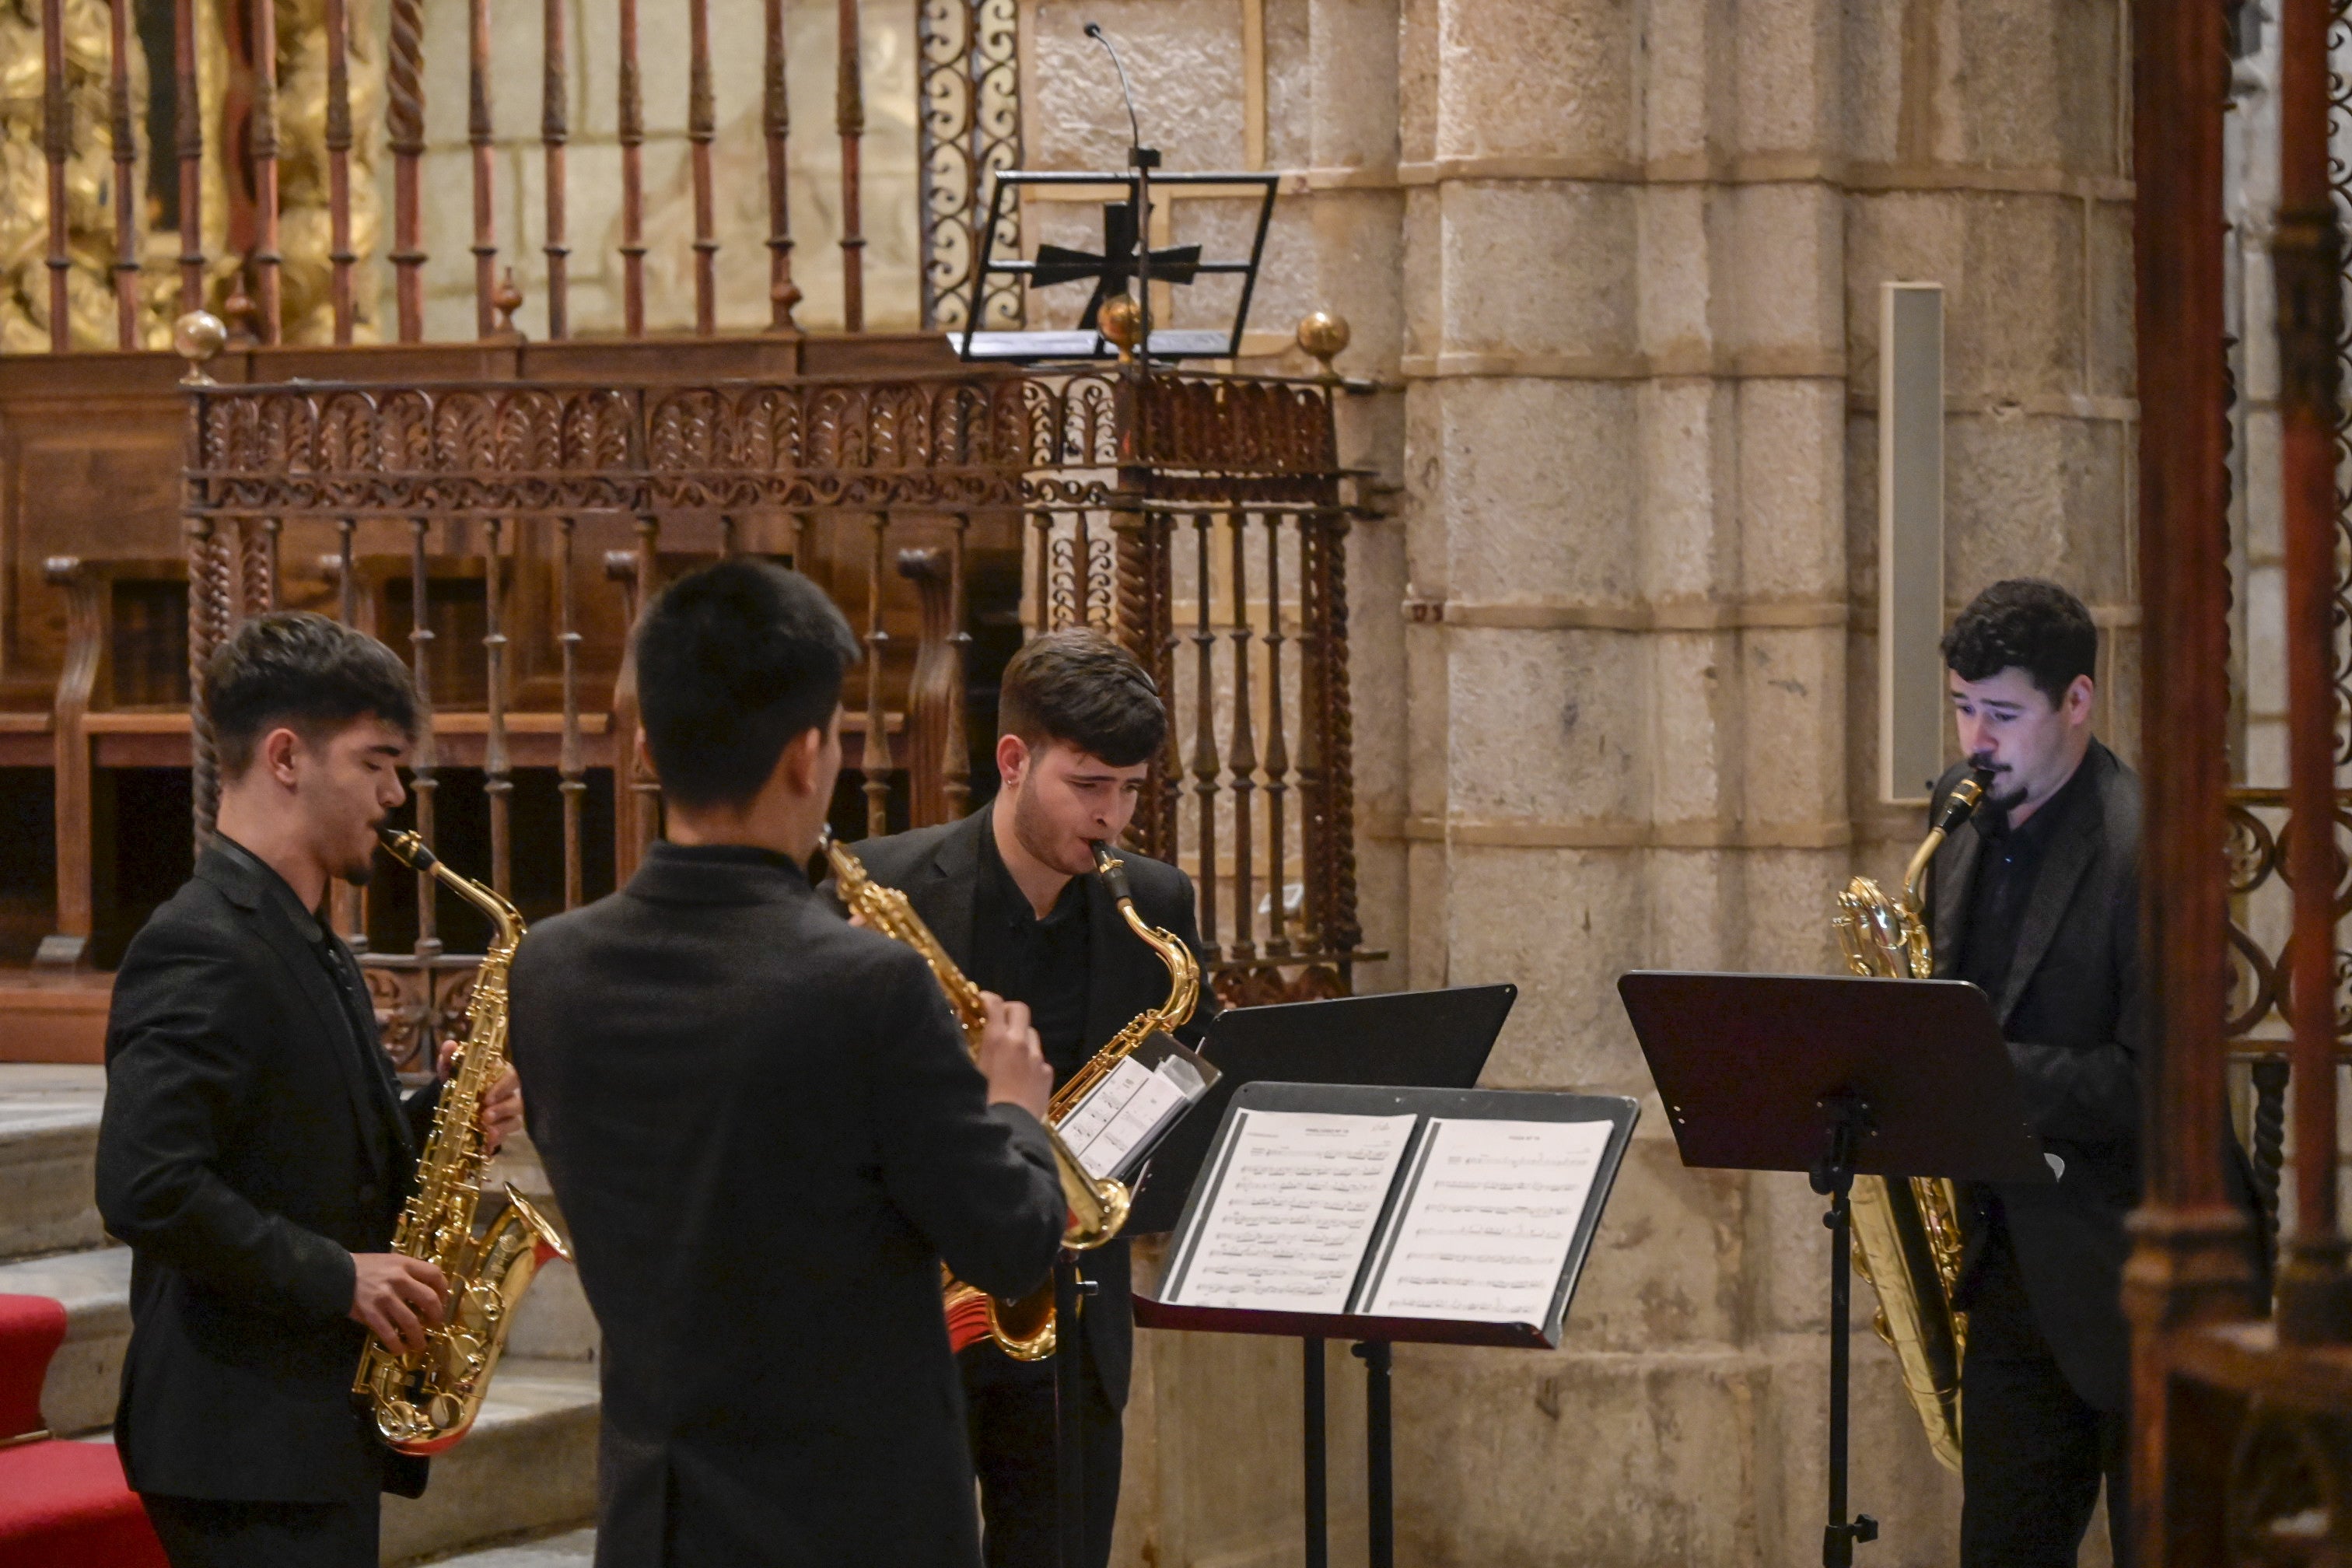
top-left (1899, 765), bottom-right (1997, 912)
top-left (377, 830), bottom-right (525, 950)
top-left (1093, 842), bottom-right (1200, 1027)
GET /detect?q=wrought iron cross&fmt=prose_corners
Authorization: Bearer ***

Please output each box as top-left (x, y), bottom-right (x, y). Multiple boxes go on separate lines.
top-left (1030, 201), bottom-right (1202, 331)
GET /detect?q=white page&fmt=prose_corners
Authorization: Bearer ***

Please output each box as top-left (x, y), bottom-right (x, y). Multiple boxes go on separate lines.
top-left (1360, 1118), bottom-right (1613, 1325)
top-left (1066, 1058), bottom-right (1188, 1181)
top-left (1164, 1109), bottom-right (1419, 1313)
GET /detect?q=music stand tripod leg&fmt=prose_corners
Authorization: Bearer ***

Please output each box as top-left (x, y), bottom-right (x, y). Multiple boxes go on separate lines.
top-left (1304, 1335), bottom-right (1328, 1568)
top-left (1055, 1255), bottom-right (1090, 1568)
top-left (1352, 1341), bottom-right (1395, 1568)
top-left (1809, 1092), bottom-right (1880, 1568)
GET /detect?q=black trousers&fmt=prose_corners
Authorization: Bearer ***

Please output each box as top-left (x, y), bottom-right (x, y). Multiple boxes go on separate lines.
top-left (140, 1493), bottom-right (380, 1568)
top-left (1958, 1230), bottom-right (2127, 1568)
top-left (961, 1342), bottom-right (1122, 1568)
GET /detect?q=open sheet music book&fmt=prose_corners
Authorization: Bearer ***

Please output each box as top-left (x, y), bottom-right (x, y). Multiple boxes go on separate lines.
top-left (1158, 1104), bottom-right (1616, 1328)
top-left (1057, 1028), bottom-right (1220, 1185)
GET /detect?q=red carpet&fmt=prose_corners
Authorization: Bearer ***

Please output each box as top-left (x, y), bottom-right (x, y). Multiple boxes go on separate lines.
top-left (0, 1293), bottom-right (165, 1568)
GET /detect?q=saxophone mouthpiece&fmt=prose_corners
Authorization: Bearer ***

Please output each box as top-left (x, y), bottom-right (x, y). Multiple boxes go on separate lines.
top-left (378, 828), bottom-right (437, 873)
top-left (1937, 765), bottom-right (2000, 835)
top-left (1091, 842), bottom-right (1136, 905)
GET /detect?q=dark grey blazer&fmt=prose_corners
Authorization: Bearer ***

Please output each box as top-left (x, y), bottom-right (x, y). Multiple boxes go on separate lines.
top-left (509, 842), bottom-right (1066, 1568)
top-left (96, 841), bottom-right (435, 1503)
top-left (849, 808), bottom-right (1217, 1409)
top-left (1925, 741), bottom-right (2146, 1410)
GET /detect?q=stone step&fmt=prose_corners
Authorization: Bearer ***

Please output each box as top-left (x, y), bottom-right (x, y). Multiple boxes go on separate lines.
top-left (404, 1526), bottom-right (596, 1566)
top-left (0, 1242), bottom-right (593, 1440)
top-left (0, 1065), bottom-right (106, 1261)
top-left (0, 1244), bottom-right (131, 1437)
top-left (379, 1360), bottom-right (600, 1567)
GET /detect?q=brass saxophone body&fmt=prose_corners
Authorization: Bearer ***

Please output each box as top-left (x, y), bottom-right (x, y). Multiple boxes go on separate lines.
top-left (354, 830), bottom-right (571, 1456)
top-left (821, 829), bottom-right (1131, 1363)
top-left (1829, 766), bottom-right (1994, 1473)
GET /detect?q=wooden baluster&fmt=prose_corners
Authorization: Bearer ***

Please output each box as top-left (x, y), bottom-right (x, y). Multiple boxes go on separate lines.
top-left (836, 0), bottom-right (864, 332)
top-left (325, 0), bottom-right (356, 341)
top-left (108, 0), bottom-right (138, 348)
top-left (408, 517), bottom-right (439, 957)
top-left (1317, 506), bottom-right (1360, 960)
top-left (1029, 512), bottom-right (1052, 632)
top-left (689, 0), bottom-right (717, 334)
top-left (187, 514), bottom-right (228, 844)
top-left (468, 0), bottom-right (497, 338)
top-left (1227, 514), bottom-right (1256, 961)
top-left (543, 0), bottom-right (569, 338)
top-left (43, 0), bottom-right (70, 352)
top-left (943, 513), bottom-right (971, 817)
top-left (719, 516), bottom-right (738, 557)
top-left (1155, 511), bottom-right (1181, 859)
top-left (2274, 0), bottom-right (2349, 1342)
top-left (1262, 513), bottom-right (1290, 957)
top-left (241, 517), bottom-right (282, 616)
top-left (612, 516), bottom-right (662, 870)
top-left (173, 0), bottom-right (205, 313)
top-left (618, 0), bottom-right (646, 336)
top-left (1190, 513), bottom-right (1220, 957)
top-left (763, 0), bottom-right (800, 329)
top-left (558, 516), bottom-right (584, 908)
top-left (1294, 510), bottom-right (1325, 951)
top-left (862, 515), bottom-right (894, 835)
top-left (484, 518), bottom-right (513, 894)
top-left (388, 0), bottom-right (426, 340)
top-left (41, 558), bottom-right (97, 968)
top-left (251, 0), bottom-right (282, 342)
top-left (898, 548), bottom-right (951, 827)
top-left (333, 516), bottom-right (366, 947)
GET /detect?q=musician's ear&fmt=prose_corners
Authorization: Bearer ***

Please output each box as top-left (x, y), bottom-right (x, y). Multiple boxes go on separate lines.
top-left (2063, 674), bottom-right (2095, 724)
top-left (996, 731), bottom-right (1030, 789)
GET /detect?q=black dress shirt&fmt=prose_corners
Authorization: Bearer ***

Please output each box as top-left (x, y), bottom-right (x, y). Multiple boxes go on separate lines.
top-left (1955, 759), bottom-right (2094, 1006)
top-left (969, 821), bottom-right (1094, 1084)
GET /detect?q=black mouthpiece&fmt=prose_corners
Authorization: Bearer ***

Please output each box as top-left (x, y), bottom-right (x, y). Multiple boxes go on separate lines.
top-left (1935, 767), bottom-right (1999, 835)
top-left (1092, 842), bottom-right (1136, 903)
top-left (379, 828), bottom-right (437, 873)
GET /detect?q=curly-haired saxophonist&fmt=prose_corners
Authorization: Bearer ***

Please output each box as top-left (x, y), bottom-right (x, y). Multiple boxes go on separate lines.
top-left (96, 613), bottom-right (523, 1568)
top-left (509, 559), bottom-right (1066, 1566)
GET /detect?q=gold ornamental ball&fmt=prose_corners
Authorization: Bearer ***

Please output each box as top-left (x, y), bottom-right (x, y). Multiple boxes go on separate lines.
top-left (173, 310), bottom-right (226, 366)
top-left (1098, 295), bottom-right (1143, 352)
top-left (1297, 310), bottom-right (1350, 364)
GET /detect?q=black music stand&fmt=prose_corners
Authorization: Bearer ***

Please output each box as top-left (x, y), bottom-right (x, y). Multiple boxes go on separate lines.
top-left (1616, 971), bottom-right (2052, 1568)
top-left (1135, 1080), bottom-right (1638, 1568)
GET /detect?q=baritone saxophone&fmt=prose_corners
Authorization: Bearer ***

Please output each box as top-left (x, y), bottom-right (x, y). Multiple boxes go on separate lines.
top-left (354, 830), bottom-right (571, 1456)
top-left (1829, 765), bottom-right (1994, 1474)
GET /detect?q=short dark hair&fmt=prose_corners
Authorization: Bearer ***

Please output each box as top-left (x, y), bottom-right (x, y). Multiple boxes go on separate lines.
top-left (633, 559), bottom-right (860, 810)
top-left (1941, 578), bottom-right (2098, 707)
top-left (205, 611), bottom-right (418, 779)
top-left (998, 628), bottom-right (1166, 768)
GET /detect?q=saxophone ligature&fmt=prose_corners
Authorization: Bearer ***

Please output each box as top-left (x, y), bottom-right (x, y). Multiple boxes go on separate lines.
top-left (1829, 765), bottom-right (1995, 1472)
top-left (354, 830), bottom-right (572, 1456)
top-left (821, 828), bottom-right (1131, 1362)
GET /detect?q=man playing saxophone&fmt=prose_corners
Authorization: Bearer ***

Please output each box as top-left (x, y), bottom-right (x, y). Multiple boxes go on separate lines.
top-left (850, 627), bottom-right (1216, 1568)
top-left (1923, 579), bottom-right (2257, 1566)
top-left (96, 612), bottom-right (523, 1568)
top-left (507, 559), bottom-right (1067, 1566)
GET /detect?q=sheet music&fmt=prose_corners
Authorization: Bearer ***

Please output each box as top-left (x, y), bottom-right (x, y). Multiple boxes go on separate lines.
top-left (1359, 1117), bottom-right (1612, 1325)
top-left (1061, 1057), bottom-right (1192, 1182)
top-left (1163, 1109), bottom-right (1419, 1312)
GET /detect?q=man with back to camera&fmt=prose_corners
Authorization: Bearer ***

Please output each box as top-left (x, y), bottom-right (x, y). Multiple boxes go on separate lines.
top-left (851, 626), bottom-right (1217, 1568)
top-left (507, 558), bottom-right (1069, 1566)
top-left (96, 611), bottom-right (523, 1567)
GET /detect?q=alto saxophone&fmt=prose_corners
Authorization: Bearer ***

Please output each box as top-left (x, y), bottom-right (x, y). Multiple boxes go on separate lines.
top-left (821, 829), bottom-right (1130, 1363)
top-left (941, 841), bottom-right (1204, 1360)
top-left (1829, 765), bottom-right (1994, 1473)
top-left (354, 830), bottom-right (572, 1456)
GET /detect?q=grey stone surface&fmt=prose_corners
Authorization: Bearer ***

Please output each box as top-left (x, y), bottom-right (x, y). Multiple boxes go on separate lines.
top-left (410, 1529), bottom-right (597, 1567)
top-left (0, 1064), bottom-right (107, 1262)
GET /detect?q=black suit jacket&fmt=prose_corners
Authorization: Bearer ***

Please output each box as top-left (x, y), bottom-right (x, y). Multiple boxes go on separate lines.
top-left (1925, 742), bottom-right (2149, 1411)
top-left (509, 842), bottom-right (1066, 1568)
top-left (96, 840), bottom-right (434, 1503)
top-left (849, 808), bottom-right (1218, 1410)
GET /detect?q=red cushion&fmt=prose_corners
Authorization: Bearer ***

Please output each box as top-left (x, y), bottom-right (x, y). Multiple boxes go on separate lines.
top-left (0, 1296), bottom-right (65, 1442)
top-left (0, 1440), bottom-right (168, 1568)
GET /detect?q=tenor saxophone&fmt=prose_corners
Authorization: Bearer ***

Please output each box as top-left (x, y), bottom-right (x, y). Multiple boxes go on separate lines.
top-left (354, 830), bottom-right (572, 1456)
top-left (821, 829), bottom-right (1130, 1362)
top-left (1829, 765), bottom-right (1994, 1473)
top-left (941, 840), bottom-right (1204, 1360)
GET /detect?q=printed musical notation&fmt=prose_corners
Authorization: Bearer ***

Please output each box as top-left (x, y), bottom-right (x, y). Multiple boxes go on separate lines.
top-left (1061, 1056), bottom-right (1191, 1182)
top-left (1360, 1118), bottom-right (1612, 1324)
top-left (1162, 1109), bottom-right (1419, 1313)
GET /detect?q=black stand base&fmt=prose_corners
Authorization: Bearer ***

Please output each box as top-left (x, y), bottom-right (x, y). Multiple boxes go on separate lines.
top-left (1053, 1255), bottom-right (1093, 1568)
top-left (1298, 1338), bottom-right (1397, 1568)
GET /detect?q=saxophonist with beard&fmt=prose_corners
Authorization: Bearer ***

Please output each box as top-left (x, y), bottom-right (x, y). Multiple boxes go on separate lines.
top-left (1921, 579), bottom-right (2256, 1567)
